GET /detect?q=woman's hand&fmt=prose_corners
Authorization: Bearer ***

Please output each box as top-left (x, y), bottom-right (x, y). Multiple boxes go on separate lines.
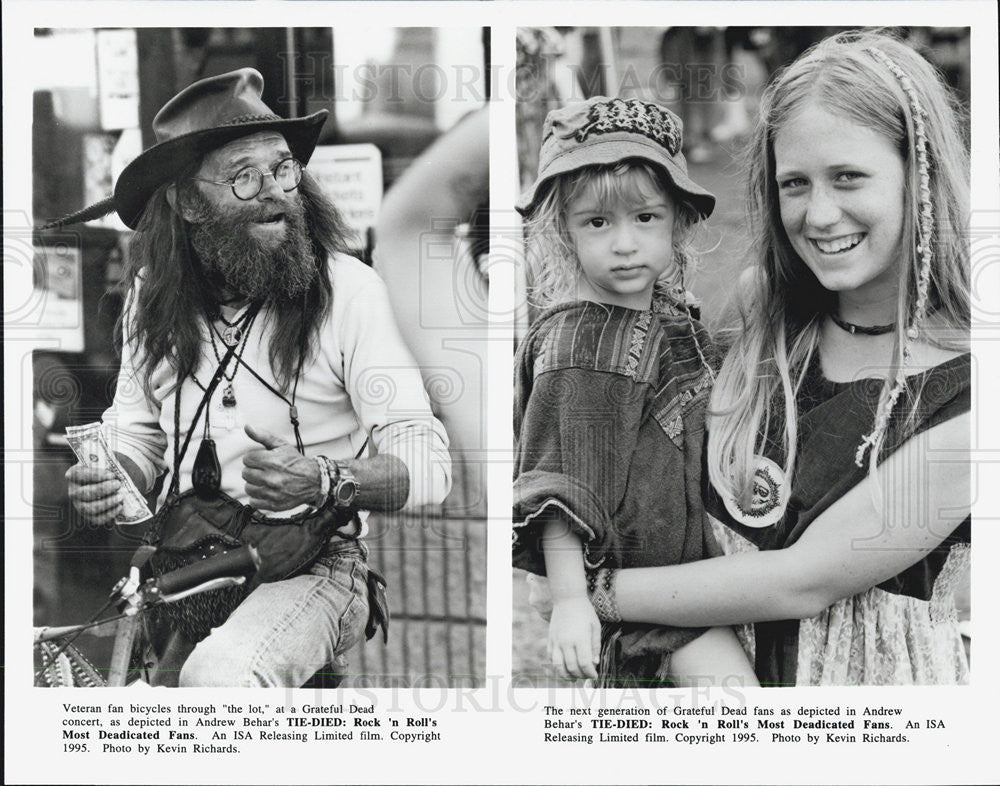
top-left (548, 596), bottom-right (601, 681)
top-left (66, 465), bottom-right (123, 525)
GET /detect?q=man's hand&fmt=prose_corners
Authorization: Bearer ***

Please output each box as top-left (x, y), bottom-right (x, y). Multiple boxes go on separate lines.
top-left (547, 596), bottom-right (601, 681)
top-left (66, 465), bottom-right (123, 525)
top-left (242, 425), bottom-right (321, 511)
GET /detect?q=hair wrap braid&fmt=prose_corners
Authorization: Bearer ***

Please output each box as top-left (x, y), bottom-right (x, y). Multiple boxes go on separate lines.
top-left (854, 47), bottom-right (937, 468)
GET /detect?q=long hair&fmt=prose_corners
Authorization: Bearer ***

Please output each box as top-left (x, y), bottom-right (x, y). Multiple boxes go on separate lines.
top-left (120, 169), bottom-right (354, 397)
top-left (707, 30), bottom-right (970, 505)
top-left (523, 160), bottom-right (701, 310)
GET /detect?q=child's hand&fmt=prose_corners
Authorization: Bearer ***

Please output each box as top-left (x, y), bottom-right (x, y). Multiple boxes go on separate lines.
top-left (548, 596), bottom-right (601, 681)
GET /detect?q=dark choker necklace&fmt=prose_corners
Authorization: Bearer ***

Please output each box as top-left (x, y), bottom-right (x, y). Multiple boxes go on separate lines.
top-left (830, 313), bottom-right (896, 336)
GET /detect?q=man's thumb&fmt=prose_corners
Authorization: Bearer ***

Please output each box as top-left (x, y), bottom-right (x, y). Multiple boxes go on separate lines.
top-left (245, 424), bottom-right (287, 449)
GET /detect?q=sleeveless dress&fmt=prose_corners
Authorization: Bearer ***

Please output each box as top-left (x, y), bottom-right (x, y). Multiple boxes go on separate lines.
top-left (707, 353), bottom-right (971, 686)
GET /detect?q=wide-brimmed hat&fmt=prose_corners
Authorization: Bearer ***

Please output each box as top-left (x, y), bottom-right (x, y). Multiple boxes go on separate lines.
top-left (516, 96), bottom-right (715, 219)
top-left (45, 68), bottom-right (328, 230)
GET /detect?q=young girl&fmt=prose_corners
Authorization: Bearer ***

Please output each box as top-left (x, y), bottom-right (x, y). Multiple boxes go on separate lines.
top-left (513, 96), bottom-right (757, 687)
top-left (558, 32), bottom-right (970, 686)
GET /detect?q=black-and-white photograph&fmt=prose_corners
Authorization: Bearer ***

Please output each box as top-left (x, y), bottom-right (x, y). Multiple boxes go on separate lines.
top-left (3, 3), bottom-right (998, 784)
top-left (28, 25), bottom-right (488, 688)
top-left (512, 26), bottom-right (972, 688)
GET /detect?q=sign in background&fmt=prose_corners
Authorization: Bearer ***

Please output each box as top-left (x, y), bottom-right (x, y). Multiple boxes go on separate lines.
top-left (308, 143), bottom-right (384, 242)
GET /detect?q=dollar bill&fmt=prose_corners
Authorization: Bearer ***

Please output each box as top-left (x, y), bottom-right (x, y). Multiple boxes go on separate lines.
top-left (65, 422), bottom-right (152, 525)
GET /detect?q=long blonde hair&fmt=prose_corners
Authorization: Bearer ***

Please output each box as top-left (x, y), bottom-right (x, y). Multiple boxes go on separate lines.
top-left (523, 160), bottom-right (700, 310)
top-left (707, 30), bottom-right (970, 505)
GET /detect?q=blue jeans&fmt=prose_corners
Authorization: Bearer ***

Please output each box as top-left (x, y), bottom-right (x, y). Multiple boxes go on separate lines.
top-left (178, 539), bottom-right (369, 687)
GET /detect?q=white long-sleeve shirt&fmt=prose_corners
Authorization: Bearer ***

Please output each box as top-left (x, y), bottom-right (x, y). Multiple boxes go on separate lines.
top-left (103, 253), bottom-right (451, 516)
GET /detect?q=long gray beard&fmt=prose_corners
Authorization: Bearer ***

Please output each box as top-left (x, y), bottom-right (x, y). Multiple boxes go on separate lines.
top-left (188, 195), bottom-right (318, 302)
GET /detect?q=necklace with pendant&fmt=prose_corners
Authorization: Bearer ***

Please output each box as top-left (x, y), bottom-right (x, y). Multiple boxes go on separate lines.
top-left (212, 305), bottom-right (253, 347)
top-left (222, 324), bottom-right (243, 346)
top-left (204, 306), bottom-right (258, 425)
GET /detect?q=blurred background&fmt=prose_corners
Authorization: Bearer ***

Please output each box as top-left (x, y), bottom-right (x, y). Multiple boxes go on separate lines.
top-left (512, 25), bottom-right (971, 686)
top-left (30, 26), bottom-right (489, 687)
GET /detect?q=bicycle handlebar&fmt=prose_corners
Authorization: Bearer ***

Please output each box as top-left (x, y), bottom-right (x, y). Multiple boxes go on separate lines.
top-left (34, 546), bottom-right (260, 647)
top-left (152, 544), bottom-right (260, 596)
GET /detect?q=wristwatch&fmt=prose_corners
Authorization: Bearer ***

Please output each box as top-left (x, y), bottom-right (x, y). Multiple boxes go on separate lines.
top-left (328, 460), bottom-right (360, 509)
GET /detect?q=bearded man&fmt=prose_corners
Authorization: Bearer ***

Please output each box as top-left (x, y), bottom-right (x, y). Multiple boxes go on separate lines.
top-left (59, 69), bottom-right (451, 687)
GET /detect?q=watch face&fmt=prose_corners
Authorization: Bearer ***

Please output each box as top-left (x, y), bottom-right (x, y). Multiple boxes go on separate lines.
top-left (335, 479), bottom-right (359, 506)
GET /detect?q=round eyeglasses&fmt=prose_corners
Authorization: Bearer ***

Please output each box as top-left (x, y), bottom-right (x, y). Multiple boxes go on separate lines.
top-left (192, 157), bottom-right (303, 200)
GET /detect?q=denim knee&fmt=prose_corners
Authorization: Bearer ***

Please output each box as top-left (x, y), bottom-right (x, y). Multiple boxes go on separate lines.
top-left (177, 543), bottom-right (369, 687)
top-left (178, 638), bottom-right (253, 687)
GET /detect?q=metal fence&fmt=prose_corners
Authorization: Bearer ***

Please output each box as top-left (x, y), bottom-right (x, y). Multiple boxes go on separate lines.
top-left (343, 510), bottom-right (486, 687)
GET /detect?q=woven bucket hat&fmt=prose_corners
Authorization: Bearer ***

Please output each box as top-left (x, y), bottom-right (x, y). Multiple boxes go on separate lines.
top-left (517, 96), bottom-right (715, 219)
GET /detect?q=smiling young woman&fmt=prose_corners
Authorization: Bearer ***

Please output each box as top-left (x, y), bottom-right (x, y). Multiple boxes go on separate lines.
top-left (774, 103), bottom-right (907, 325)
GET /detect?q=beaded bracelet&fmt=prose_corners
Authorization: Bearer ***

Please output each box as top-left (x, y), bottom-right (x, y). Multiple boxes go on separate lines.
top-left (321, 456), bottom-right (341, 495)
top-left (314, 455), bottom-right (332, 507)
top-left (587, 567), bottom-right (621, 623)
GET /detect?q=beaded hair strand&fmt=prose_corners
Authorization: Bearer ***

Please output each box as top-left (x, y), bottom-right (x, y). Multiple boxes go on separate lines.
top-left (853, 46), bottom-right (937, 468)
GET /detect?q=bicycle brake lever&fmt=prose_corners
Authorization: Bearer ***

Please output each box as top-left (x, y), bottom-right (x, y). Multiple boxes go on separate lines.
top-left (110, 545), bottom-right (158, 603)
